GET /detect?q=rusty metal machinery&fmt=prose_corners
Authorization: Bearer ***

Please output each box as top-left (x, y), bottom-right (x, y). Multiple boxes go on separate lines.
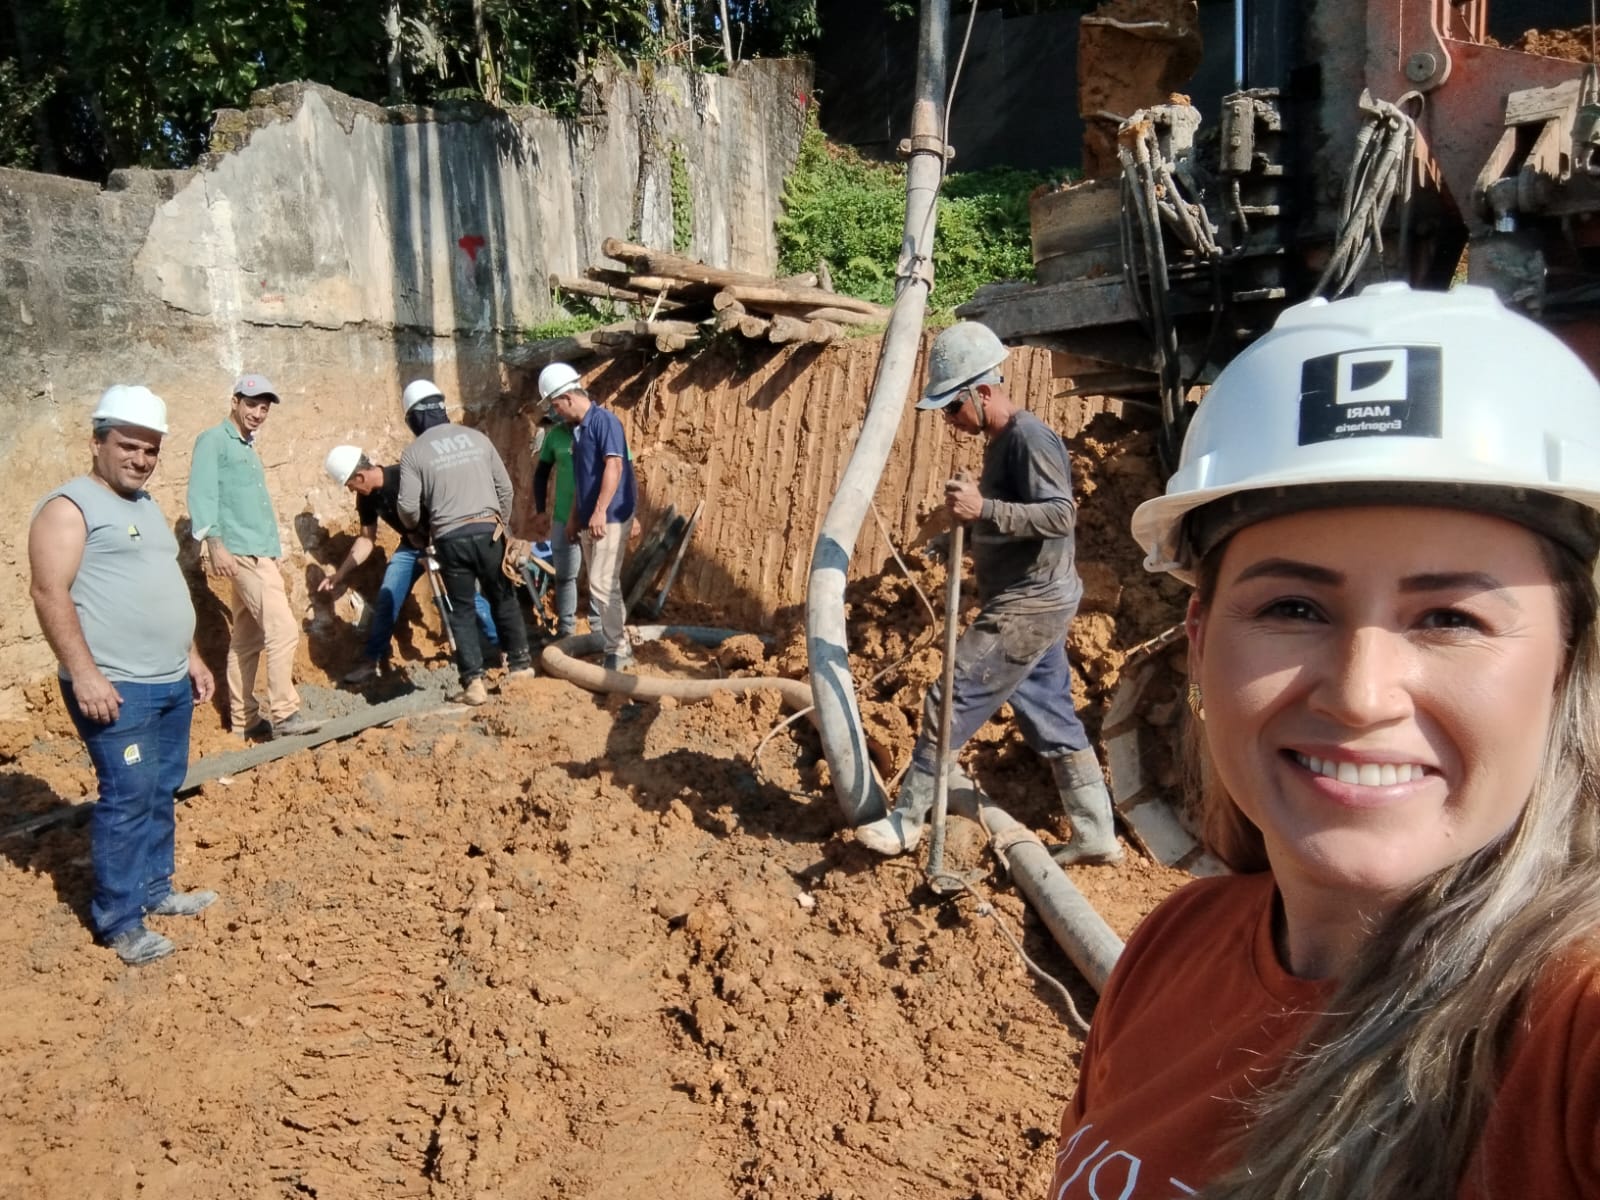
top-left (960, 0), bottom-right (1600, 469)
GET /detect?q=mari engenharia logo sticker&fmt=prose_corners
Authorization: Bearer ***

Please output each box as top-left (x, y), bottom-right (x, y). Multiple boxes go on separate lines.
top-left (1298, 345), bottom-right (1442, 444)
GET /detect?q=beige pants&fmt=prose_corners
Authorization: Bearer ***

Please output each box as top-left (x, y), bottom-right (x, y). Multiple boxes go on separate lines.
top-left (581, 523), bottom-right (630, 655)
top-left (226, 555), bottom-right (301, 727)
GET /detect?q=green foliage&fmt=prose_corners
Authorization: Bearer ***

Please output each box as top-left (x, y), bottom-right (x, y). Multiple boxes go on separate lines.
top-left (3, 0), bottom-right (834, 179)
top-left (525, 312), bottom-right (610, 342)
top-left (777, 115), bottom-right (1069, 317)
top-left (669, 141), bottom-right (693, 254)
top-left (0, 60), bottom-right (57, 170)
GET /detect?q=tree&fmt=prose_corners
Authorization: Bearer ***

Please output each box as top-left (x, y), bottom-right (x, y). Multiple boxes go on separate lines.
top-left (0, 0), bottom-right (842, 178)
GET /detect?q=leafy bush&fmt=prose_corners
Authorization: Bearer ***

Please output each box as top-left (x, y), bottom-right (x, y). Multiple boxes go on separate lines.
top-left (777, 116), bottom-right (1070, 317)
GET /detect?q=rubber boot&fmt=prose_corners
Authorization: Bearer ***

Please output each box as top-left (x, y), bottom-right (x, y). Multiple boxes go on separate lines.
top-left (1049, 747), bottom-right (1124, 866)
top-left (855, 766), bottom-right (938, 856)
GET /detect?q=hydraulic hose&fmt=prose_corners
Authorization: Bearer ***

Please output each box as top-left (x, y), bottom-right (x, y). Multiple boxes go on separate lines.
top-left (805, 0), bottom-right (950, 826)
top-left (539, 627), bottom-right (813, 714)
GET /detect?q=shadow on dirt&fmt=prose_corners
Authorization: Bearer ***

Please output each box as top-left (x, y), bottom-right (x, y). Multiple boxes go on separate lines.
top-left (547, 692), bottom-right (847, 852)
top-left (0, 771), bottom-right (95, 933)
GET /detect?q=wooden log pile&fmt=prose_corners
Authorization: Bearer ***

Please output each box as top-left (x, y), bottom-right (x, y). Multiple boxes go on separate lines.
top-left (507, 240), bottom-right (891, 373)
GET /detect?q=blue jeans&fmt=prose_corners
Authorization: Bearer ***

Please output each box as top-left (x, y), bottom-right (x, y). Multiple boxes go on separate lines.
top-left (550, 521), bottom-right (586, 636)
top-left (364, 544), bottom-right (498, 662)
top-left (910, 609), bottom-right (1089, 776)
top-left (63, 677), bottom-right (194, 942)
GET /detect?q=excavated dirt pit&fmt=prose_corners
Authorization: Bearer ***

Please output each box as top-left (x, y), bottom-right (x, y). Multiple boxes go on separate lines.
top-left (0, 410), bottom-right (1193, 1198)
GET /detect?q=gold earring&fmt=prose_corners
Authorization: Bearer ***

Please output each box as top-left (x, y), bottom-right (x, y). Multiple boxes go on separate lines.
top-left (1186, 682), bottom-right (1205, 720)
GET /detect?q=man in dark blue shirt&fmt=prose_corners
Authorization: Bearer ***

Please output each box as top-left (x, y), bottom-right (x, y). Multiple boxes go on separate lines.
top-left (549, 382), bottom-right (637, 671)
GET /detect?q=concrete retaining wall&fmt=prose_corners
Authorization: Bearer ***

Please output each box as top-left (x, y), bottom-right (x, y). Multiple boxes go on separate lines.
top-left (0, 62), bottom-right (811, 717)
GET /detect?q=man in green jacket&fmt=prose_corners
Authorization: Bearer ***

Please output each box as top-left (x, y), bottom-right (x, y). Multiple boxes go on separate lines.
top-left (188, 374), bottom-right (322, 740)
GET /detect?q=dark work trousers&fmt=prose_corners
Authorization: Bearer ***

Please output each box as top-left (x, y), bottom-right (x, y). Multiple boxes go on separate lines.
top-left (909, 608), bottom-right (1089, 776)
top-left (433, 532), bottom-right (532, 684)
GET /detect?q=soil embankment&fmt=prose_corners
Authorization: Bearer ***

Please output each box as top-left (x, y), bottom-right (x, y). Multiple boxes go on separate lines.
top-left (0, 343), bottom-right (1193, 1197)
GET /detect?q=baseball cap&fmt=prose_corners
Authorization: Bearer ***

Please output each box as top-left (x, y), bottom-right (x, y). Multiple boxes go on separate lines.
top-left (232, 374), bottom-right (279, 401)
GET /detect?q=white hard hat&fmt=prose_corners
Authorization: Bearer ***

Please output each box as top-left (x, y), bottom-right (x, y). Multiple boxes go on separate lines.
top-left (918, 321), bottom-right (1008, 409)
top-left (538, 362), bottom-right (582, 403)
top-left (91, 385), bottom-right (169, 434)
top-left (324, 444), bottom-right (365, 486)
top-left (1131, 282), bottom-right (1600, 582)
top-left (401, 379), bottom-right (445, 414)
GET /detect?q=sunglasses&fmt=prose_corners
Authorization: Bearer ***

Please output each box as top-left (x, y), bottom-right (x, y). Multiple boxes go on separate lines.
top-left (943, 391), bottom-right (970, 419)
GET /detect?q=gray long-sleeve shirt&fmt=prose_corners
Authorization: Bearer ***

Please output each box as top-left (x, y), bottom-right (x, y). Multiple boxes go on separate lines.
top-left (396, 422), bottom-right (514, 539)
top-left (972, 410), bottom-right (1083, 614)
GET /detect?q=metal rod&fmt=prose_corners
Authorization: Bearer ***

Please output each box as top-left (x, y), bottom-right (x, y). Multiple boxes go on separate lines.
top-left (924, 519), bottom-right (964, 883)
top-left (424, 548), bottom-right (458, 654)
top-left (1234, 0), bottom-right (1246, 90)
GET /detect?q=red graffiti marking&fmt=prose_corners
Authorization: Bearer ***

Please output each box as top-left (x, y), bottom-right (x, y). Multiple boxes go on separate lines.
top-left (458, 235), bottom-right (486, 263)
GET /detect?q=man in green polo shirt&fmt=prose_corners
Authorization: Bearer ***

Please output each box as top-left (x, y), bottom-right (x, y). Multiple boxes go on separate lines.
top-left (187, 374), bottom-right (322, 740)
top-left (530, 407), bottom-right (583, 637)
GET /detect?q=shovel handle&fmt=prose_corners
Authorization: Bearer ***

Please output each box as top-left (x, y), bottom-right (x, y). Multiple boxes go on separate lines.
top-left (925, 518), bottom-right (963, 884)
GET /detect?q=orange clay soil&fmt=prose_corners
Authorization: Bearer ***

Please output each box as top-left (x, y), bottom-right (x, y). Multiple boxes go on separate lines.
top-left (0, 408), bottom-right (1195, 1198)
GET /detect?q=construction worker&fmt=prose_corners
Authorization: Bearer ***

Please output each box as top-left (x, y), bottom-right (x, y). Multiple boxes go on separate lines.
top-left (544, 366), bottom-right (637, 671)
top-left (188, 373), bottom-right (323, 740)
top-left (530, 362), bottom-right (591, 639)
top-left (1053, 284), bottom-right (1600, 1198)
top-left (856, 322), bottom-right (1122, 865)
top-left (395, 379), bottom-right (533, 704)
top-left (318, 446), bottom-right (499, 683)
top-left (29, 386), bottom-right (218, 966)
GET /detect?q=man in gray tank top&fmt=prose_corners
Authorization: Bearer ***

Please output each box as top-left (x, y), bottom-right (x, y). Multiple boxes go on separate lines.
top-left (28, 386), bottom-right (219, 966)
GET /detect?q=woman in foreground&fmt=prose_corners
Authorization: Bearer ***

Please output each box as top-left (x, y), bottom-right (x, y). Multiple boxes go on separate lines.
top-left (1053, 282), bottom-right (1600, 1198)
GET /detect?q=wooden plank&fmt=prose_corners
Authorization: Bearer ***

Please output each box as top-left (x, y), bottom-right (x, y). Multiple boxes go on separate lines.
top-left (548, 273), bottom-right (684, 310)
top-left (767, 316), bottom-right (842, 345)
top-left (716, 290), bottom-right (884, 326)
top-left (582, 266), bottom-right (715, 300)
top-left (643, 499), bottom-right (705, 618)
top-left (719, 283), bottom-right (886, 317)
top-left (630, 319), bottom-right (700, 338)
top-left (3, 693), bottom-right (466, 842)
top-left (600, 239), bottom-right (796, 291)
top-left (767, 314), bottom-right (810, 344)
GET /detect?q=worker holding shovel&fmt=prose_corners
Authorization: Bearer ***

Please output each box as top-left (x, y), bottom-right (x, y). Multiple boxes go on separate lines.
top-left (318, 445), bottom-right (500, 683)
top-left (856, 322), bottom-right (1122, 867)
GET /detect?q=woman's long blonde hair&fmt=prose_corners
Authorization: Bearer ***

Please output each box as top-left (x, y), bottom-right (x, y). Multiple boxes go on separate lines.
top-left (1191, 535), bottom-right (1600, 1200)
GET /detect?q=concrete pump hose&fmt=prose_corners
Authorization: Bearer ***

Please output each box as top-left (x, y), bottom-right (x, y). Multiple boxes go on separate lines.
top-left (539, 627), bottom-right (814, 715)
top-left (951, 784), bottom-right (1124, 992)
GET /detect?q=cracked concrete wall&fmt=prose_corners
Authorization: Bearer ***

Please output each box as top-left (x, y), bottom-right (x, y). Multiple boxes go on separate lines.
top-left (0, 60), bottom-right (811, 718)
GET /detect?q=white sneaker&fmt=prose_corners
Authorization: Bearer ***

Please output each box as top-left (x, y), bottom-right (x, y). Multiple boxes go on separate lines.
top-left (855, 810), bottom-right (927, 856)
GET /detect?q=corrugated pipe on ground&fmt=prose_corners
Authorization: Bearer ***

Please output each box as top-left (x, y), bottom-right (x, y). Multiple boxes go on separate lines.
top-left (538, 627), bottom-right (813, 714)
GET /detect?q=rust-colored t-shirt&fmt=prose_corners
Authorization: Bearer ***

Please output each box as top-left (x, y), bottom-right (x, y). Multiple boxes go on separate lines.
top-left (1052, 872), bottom-right (1600, 1198)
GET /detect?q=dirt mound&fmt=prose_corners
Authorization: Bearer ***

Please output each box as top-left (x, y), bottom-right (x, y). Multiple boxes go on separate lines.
top-left (0, 406), bottom-right (1193, 1195)
top-left (1503, 26), bottom-right (1598, 62)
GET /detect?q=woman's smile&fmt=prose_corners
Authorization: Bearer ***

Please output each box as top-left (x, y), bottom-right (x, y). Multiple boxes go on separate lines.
top-left (1189, 505), bottom-right (1567, 907)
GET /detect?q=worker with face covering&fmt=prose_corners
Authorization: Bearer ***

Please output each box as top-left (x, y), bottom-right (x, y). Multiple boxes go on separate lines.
top-left (395, 379), bottom-right (533, 705)
top-left (856, 321), bottom-right (1122, 867)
